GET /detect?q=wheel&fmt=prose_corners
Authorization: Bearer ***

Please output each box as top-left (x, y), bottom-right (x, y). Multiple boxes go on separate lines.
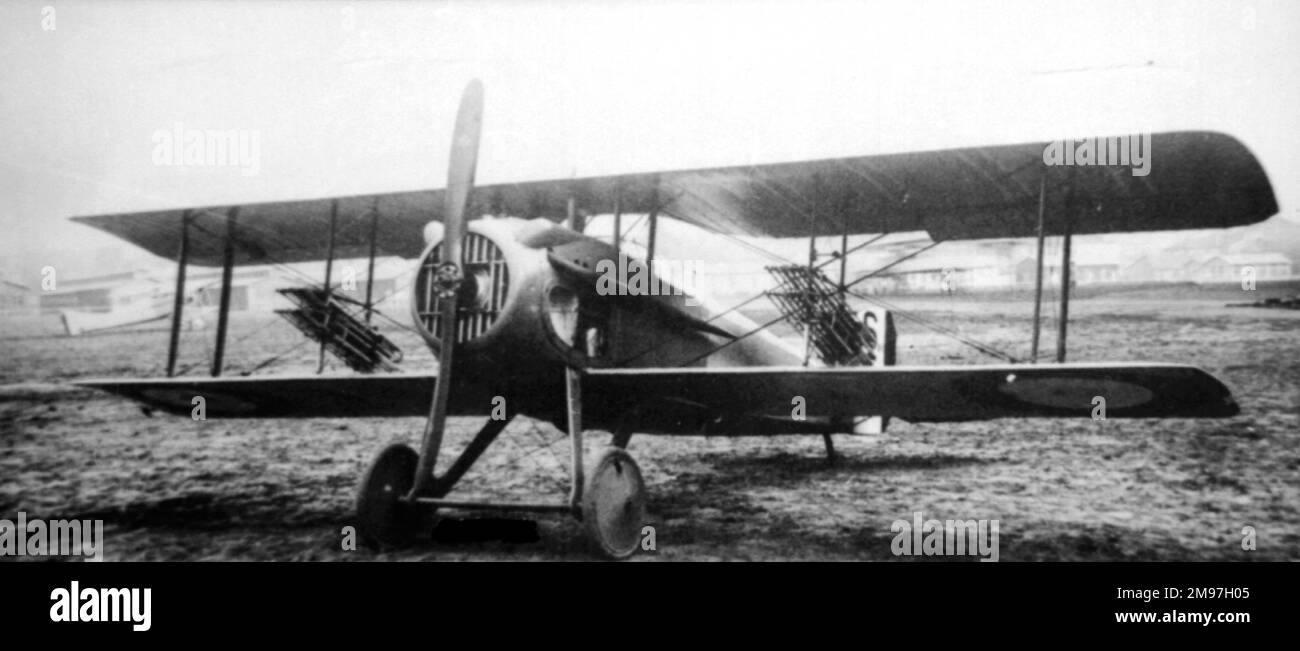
top-left (581, 447), bottom-right (647, 559)
top-left (355, 443), bottom-right (426, 549)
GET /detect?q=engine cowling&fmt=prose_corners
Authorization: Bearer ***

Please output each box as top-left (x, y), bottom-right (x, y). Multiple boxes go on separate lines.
top-left (410, 218), bottom-right (589, 373)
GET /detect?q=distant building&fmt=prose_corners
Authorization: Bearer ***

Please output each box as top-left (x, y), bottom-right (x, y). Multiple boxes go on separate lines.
top-left (42, 268), bottom-right (285, 315)
top-left (1120, 252), bottom-right (1215, 283)
top-left (37, 259), bottom-right (414, 318)
top-left (876, 254), bottom-right (1018, 294)
top-left (1015, 249), bottom-right (1130, 286)
top-left (1195, 253), bottom-right (1293, 282)
top-left (38, 271), bottom-right (141, 313)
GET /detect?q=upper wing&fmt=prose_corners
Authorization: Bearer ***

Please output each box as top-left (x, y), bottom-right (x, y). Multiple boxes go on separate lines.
top-left (72, 130), bottom-right (1275, 266)
top-left (70, 193), bottom-right (439, 267)
top-left (583, 362), bottom-right (1239, 434)
top-left (641, 130), bottom-right (1277, 240)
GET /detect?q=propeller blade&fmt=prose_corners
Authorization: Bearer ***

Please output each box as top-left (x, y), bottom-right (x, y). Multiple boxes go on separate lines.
top-left (442, 78), bottom-right (483, 267)
top-left (410, 79), bottom-right (484, 498)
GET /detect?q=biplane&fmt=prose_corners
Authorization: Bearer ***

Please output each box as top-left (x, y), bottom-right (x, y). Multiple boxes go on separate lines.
top-left (72, 81), bottom-right (1277, 557)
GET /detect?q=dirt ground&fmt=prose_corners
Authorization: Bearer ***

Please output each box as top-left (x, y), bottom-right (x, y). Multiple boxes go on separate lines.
top-left (2, 293), bottom-right (1298, 561)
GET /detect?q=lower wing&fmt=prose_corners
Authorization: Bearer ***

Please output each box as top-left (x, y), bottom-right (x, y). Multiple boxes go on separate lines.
top-left (582, 363), bottom-right (1239, 434)
top-left (76, 362), bottom-right (1237, 430)
top-left (75, 374), bottom-right (439, 418)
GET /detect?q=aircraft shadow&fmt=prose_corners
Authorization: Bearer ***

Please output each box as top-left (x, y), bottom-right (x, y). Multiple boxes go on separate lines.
top-left (430, 517), bottom-right (541, 545)
top-left (64, 493), bottom-right (339, 530)
top-left (702, 451), bottom-right (996, 480)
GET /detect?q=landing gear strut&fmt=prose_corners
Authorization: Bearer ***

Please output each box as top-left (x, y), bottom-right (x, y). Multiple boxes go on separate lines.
top-left (354, 367), bottom-right (648, 559)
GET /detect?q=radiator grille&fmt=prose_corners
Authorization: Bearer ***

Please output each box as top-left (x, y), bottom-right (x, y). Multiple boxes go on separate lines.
top-left (414, 232), bottom-right (509, 344)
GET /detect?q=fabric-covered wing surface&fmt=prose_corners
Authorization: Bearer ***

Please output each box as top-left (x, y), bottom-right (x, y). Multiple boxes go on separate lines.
top-left (652, 130), bottom-right (1276, 239)
top-left (583, 363), bottom-right (1239, 433)
top-left (75, 374), bottom-right (443, 418)
top-left (70, 193), bottom-right (439, 267)
top-left (72, 130), bottom-right (1275, 266)
top-left (76, 363), bottom-right (1237, 429)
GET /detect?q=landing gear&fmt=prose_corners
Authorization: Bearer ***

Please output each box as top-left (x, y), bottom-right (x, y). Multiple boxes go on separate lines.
top-left (582, 447), bottom-right (647, 559)
top-left (353, 369), bottom-right (650, 559)
top-left (355, 443), bottom-right (425, 549)
top-left (352, 79), bottom-right (646, 558)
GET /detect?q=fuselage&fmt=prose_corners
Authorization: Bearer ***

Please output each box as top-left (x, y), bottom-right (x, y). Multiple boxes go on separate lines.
top-left (409, 216), bottom-right (802, 427)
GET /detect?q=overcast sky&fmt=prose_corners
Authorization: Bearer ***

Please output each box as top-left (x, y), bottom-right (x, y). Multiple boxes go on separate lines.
top-left (1, 0), bottom-right (1297, 277)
